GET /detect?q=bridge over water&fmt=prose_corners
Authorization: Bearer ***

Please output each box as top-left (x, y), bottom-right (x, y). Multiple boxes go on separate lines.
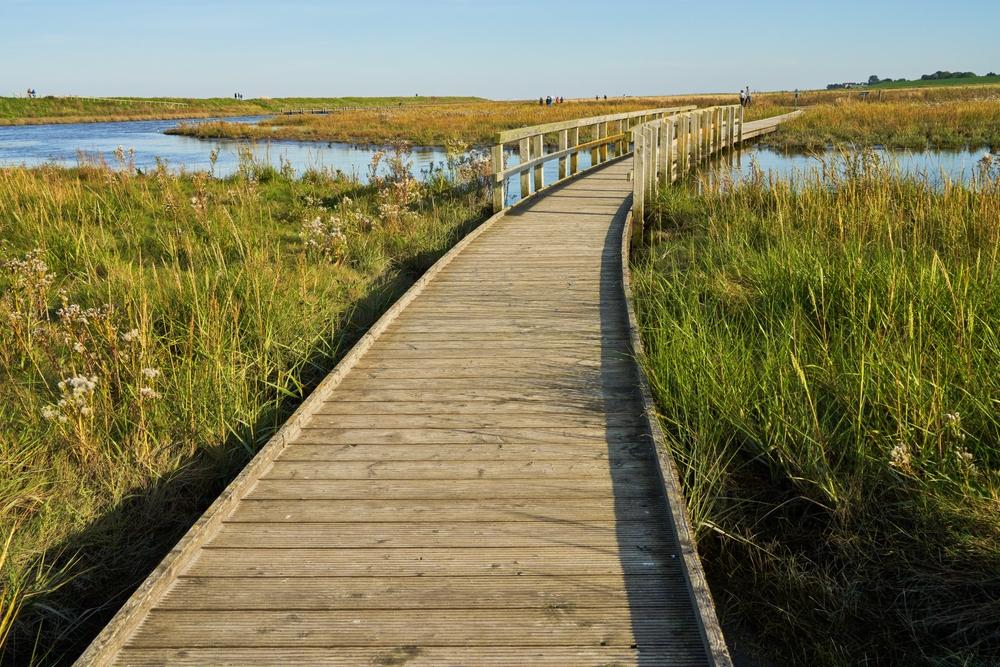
top-left (78, 106), bottom-right (797, 666)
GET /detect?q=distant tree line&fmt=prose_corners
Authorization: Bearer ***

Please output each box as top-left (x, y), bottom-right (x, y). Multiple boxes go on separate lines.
top-left (827, 70), bottom-right (997, 89)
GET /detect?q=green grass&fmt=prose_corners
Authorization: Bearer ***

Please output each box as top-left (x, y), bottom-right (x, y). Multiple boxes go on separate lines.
top-left (0, 96), bottom-right (484, 125)
top-left (871, 75), bottom-right (1000, 89)
top-left (0, 148), bottom-right (491, 664)
top-left (633, 156), bottom-right (1000, 665)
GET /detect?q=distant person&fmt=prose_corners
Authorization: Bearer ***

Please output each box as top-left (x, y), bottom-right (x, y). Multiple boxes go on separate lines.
top-left (546, 95), bottom-right (552, 106)
top-left (745, 86), bottom-right (752, 106)
top-left (739, 89), bottom-right (746, 107)
top-left (603, 94), bottom-right (607, 100)
top-left (539, 96), bottom-right (544, 105)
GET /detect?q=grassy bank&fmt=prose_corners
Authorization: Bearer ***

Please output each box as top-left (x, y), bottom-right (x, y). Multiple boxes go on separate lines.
top-left (0, 149), bottom-right (490, 664)
top-left (0, 96), bottom-right (482, 126)
top-left (757, 83), bottom-right (1000, 151)
top-left (166, 97), bottom-right (787, 146)
top-left (768, 97), bottom-right (1000, 151)
top-left (633, 157), bottom-right (1000, 665)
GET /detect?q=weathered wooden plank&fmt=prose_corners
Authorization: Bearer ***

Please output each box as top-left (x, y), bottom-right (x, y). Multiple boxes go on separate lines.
top-left (301, 412), bottom-right (642, 430)
top-left (208, 521), bottom-right (673, 549)
top-left (344, 365), bottom-right (635, 381)
top-left (160, 574), bottom-right (689, 610)
top-left (278, 441), bottom-right (650, 462)
top-left (263, 458), bottom-right (649, 480)
top-left (125, 608), bottom-right (704, 649)
top-left (114, 647), bottom-right (710, 667)
top-left (314, 399), bottom-right (635, 415)
top-left (292, 427), bottom-right (647, 445)
top-left (330, 377), bottom-right (639, 393)
top-left (246, 478), bottom-right (659, 501)
top-left (227, 497), bottom-right (663, 523)
top-left (311, 386), bottom-right (638, 403)
top-left (186, 543), bottom-right (674, 577)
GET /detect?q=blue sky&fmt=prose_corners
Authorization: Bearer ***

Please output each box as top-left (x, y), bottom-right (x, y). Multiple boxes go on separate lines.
top-left (2, 0), bottom-right (998, 99)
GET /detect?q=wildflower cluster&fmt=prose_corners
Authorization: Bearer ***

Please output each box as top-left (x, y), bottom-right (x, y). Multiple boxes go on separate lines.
top-left (370, 145), bottom-right (422, 228)
top-left (139, 367), bottom-right (162, 400)
top-left (42, 375), bottom-right (99, 423)
top-left (302, 214), bottom-right (348, 263)
top-left (2, 250), bottom-right (56, 342)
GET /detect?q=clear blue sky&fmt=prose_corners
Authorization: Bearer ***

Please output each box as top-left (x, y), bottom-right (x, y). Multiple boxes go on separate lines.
top-left (2, 0), bottom-right (999, 99)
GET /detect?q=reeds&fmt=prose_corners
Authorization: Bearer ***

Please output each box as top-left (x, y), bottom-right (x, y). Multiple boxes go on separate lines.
top-left (633, 156), bottom-right (1000, 665)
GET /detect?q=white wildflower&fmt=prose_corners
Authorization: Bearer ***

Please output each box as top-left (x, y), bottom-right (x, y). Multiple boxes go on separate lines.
top-left (139, 386), bottom-right (161, 399)
top-left (889, 443), bottom-right (911, 470)
top-left (142, 367), bottom-right (161, 379)
top-left (122, 329), bottom-right (140, 343)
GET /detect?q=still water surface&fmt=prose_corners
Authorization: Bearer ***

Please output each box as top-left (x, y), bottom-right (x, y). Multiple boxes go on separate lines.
top-left (0, 117), bottom-right (451, 180)
top-left (0, 117), bottom-right (991, 196)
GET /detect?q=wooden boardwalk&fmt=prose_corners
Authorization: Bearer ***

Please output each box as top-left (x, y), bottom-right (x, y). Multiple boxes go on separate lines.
top-left (80, 107), bottom-right (803, 666)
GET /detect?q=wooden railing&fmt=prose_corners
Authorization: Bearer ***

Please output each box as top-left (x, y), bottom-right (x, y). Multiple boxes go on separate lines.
top-left (490, 106), bottom-right (696, 211)
top-left (630, 105), bottom-right (743, 232)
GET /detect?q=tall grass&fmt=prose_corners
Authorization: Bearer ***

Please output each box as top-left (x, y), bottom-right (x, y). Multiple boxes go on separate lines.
top-left (633, 156), bottom-right (1000, 665)
top-left (0, 148), bottom-right (490, 664)
top-left (768, 95), bottom-right (1000, 151)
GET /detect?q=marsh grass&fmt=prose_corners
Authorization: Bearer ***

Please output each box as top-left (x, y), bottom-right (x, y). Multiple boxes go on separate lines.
top-left (633, 156), bottom-right (1000, 665)
top-left (0, 149), bottom-right (490, 664)
top-left (0, 96), bottom-right (482, 126)
top-left (167, 96), bottom-right (787, 146)
top-left (767, 91), bottom-right (1000, 151)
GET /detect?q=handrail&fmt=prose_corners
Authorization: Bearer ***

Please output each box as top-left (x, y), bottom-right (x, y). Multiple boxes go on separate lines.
top-left (630, 105), bottom-right (742, 235)
top-left (496, 106), bottom-right (695, 143)
top-left (490, 105), bottom-right (696, 211)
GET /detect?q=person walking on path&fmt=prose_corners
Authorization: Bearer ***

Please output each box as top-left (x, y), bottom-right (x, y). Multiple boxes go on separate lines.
top-left (739, 88), bottom-right (746, 107)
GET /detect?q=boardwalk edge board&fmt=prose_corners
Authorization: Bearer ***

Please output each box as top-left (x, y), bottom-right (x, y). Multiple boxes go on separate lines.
top-left (73, 155), bottom-right (632, 666)
top-left (621, 208), bottom-right (735, 667)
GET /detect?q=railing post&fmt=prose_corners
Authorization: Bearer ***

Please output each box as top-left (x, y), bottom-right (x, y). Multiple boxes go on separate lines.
top-left (646, 125), bottom-right (656, 197)
top-left (519, 137), bottom-right (531, 199)
top-left (633, 129), bottom-right (645, 223)
top-left (558, 129), bottom-right (568, 180)
top-left (727, 106), bottom-right (735, 150)
top-left (738, 104), bottom-right (744, 144)
top-left (570, 127), bottom-right (580, 175)
top-left (657, 119), bottom-right (668, 187)
top-left (691, 111), bottom-right (705, 169)
top-left (532, 134), bottom-right (543, 192)
top-left (715, 107), bottom-right (722, 155)
top-left (599, 121), bottom-right (609, 162)
top-left (491, 143), bottom-right (505, 212)
top-left (590, 123), bottom-right (600, 167)
top-left (665, 118), bottom-right (674, 185)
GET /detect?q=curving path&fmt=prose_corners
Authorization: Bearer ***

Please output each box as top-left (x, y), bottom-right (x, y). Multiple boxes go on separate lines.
top-left (77, 141), bottom-right (765, 665)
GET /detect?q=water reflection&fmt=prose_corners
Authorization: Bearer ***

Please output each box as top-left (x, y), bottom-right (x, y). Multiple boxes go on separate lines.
top-left (707, 145), bottom-right (994, 188)
top-left (0, 117), bottom-right (452, 181)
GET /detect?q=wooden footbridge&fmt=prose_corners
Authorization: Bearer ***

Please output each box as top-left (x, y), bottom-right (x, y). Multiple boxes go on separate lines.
top-left (79, 106), bottom-right (798, 666)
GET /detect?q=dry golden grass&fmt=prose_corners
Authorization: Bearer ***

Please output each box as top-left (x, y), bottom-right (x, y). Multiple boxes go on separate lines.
top-left (168, 96), bottom-right (787, 146)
